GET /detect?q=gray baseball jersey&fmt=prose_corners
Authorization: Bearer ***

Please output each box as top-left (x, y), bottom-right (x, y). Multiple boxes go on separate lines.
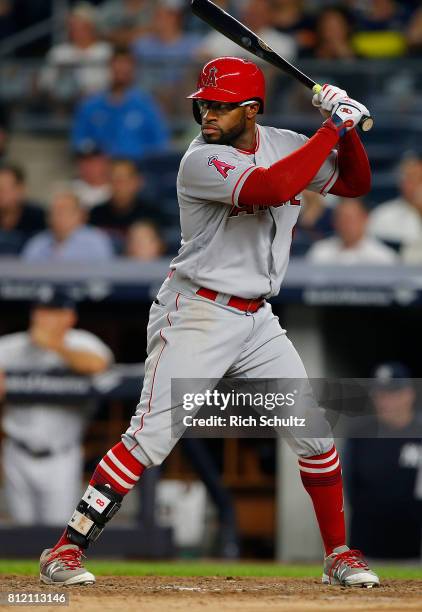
top-left (172, 125), bottom-right (339, 298)
top-left (123, 125), bottom-right (337, 468)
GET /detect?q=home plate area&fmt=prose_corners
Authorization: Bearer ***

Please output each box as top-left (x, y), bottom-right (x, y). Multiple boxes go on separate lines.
top-left (3, 575), bottom-right (422, 612)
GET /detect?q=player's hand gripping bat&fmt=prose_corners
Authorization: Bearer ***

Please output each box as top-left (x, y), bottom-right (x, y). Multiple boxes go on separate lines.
top-left (191, 0), bottom-right (373, 132)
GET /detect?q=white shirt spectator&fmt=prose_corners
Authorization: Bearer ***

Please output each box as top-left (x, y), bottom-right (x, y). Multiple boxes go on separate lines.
top-left (307, 236), bottom-right (398, 265)
top-left (0, 330), bottom-right (113, 452)
top-left (42, 42), bottom-right (112, 97)
top-left (0, 327), bottom-right (113, 525)
top-left (401, 240), bottom-right (422, 264)
top-left (72, 178), bottom-right (111, 210)
top-left (368, 197), bottom-right (422, 247)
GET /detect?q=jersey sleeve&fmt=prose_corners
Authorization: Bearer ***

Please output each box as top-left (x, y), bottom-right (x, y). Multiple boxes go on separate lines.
top-left (0, 336), bottom-right (16, 368)
top-left (65, 331), bottom-right (114, 364)
top-left (179, 146), bottom-right (256, 207)
top-left (293, 133), bottom-right (339, 196)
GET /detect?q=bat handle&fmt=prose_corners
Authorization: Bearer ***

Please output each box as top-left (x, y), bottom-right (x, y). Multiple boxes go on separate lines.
top-left (312, 84), bottom-right (373, 132)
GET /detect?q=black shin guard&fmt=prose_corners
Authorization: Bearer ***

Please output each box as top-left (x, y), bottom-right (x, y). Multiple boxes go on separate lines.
top-left (66, 484), bottom-right (123, 549)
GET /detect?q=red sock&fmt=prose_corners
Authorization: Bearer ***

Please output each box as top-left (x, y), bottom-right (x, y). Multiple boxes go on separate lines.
top-left (89, 441), bottom-right (145, 494)
top-left (299, 445), bottom-right (345, 556)
top-left (52, 442), bottom-right (145, 551)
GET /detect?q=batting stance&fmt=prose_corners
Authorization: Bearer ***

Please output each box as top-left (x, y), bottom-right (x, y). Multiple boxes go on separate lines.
top-left (40, 57), bottom-right (379, 587)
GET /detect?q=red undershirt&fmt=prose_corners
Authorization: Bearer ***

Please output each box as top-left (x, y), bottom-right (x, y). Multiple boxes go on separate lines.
top-left (238, 126), bottom-right (371, 207)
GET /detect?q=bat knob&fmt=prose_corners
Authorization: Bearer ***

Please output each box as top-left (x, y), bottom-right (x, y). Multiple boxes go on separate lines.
top-left (360, 115), bottom-right (374, 132)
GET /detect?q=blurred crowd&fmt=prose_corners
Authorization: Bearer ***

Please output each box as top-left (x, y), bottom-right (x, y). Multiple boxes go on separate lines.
top-left (2, 0), bottom-right (422, 61)
top-left (0, 157), bottom-right (168, 261)
top-left (2, 0), bottom-right (422, 109)
top-left (1, 150), bottom-right (422, 264)
top-left (0, 0), bottom-right (421, 264)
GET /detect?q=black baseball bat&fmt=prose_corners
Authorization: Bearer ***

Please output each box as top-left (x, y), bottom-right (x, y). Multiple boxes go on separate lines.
top-left (191, 0), bottom-right (373, 132)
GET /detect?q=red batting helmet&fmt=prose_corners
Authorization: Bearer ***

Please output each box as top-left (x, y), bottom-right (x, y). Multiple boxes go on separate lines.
top-left (188, 57), bottom-right (266, 124)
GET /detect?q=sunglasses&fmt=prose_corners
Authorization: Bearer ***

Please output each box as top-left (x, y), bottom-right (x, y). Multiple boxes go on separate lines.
top-left (196, 100), bottom-right (258, 116)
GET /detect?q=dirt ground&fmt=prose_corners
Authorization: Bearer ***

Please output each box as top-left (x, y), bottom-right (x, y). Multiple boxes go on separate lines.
top-left (1, 576), bottom-right (422, 612)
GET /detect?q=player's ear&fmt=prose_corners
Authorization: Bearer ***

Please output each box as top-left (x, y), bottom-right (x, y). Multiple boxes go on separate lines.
top-left (246, 103), bottom-right (260, 120)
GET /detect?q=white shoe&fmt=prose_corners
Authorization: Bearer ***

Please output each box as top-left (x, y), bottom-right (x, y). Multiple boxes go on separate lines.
top-left (322, 545), bottom-right (380, 588)
top-left (40, 545), bottom-right (95, 586)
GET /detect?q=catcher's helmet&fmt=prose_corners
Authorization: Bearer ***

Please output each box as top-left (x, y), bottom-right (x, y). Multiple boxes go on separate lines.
top-left (188, 56), bottom-right (266, 124)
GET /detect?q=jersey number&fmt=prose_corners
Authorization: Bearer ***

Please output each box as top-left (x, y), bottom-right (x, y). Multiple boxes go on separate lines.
top-left (230, 196), bottom-right (301, 217)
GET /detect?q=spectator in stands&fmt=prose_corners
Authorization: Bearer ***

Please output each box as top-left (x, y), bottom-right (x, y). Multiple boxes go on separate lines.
top-left (0, 163), bottom-right (45, 256)
top-left (0, 290), bottom-right (113, 525)
top-left (198, 0), bottom-right (296, 63)
top-left (271, 0), bottom-right (316, 57)
top-left (132, 0), bottom-right (202, 113)
top-left (407, 6), bottom-right (422, 55)
top-left (132, 0), bottom-right (201, 66)
top-left (41, 3), bottom-right (112, 100)
top-left (22, 189), bottom-right (113, 261)
top-left (90, 160), bottom-right (160, 250)
top-left (309, 6), bottom-right (356, 60)
top-left (72, 46), bottom-right (169, 161)
top-left (97, 0), bottom-right (154, 46)
top-left (126, 220), bottom-right (166, 261)
top-left (343, 362), bottom-right (422, 559)
top-left (292, 191), bottom-right (336, 255)
top-left (368, 156), bottom-right (422, 248)
top-left (351, 0), bottom-right (412, 58)
top-left (307, 198), bottom-right (397, 264)
top-left (72, 144), bottom-right (111, 210)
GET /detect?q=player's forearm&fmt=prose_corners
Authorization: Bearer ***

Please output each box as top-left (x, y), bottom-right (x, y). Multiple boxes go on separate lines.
top-left (329, 129), bottom-right (371, 197)
top-left (238, 123), bottom-right (340, 207)
top-left (56, 347), bottom-right (109, 375)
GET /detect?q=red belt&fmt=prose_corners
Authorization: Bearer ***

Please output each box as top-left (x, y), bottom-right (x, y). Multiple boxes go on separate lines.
top-left (196, 287), bottom-right (264, 313)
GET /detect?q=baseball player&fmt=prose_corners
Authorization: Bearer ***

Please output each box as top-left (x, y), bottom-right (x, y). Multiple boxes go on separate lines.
top-left (40, 57), bottom-right (379, 587)
top-left (0, 290), bottom-right (113, 525)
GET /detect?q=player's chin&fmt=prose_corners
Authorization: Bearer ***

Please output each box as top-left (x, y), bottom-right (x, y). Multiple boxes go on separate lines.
top-left (202, 129), bottom-right (223, 144)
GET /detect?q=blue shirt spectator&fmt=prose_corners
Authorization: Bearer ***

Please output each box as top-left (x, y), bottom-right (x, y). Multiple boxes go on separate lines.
top-left (22, 190), bottom-right (114, 262)
top-left (132, 3), bottom-right (202, 86)
top-left (72, 47), bottom-right (169, 161)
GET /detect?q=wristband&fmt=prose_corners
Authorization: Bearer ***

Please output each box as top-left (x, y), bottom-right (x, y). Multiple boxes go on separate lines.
top-left (323, 115), bottom-right (347, 138)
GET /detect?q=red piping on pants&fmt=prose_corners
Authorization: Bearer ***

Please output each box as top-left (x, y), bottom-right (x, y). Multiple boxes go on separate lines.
top-left (128, 293), bottom-right (180, 451)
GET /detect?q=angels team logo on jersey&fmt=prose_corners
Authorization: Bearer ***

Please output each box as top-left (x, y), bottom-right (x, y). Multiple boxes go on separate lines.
top-left (208, 155), bottom-right (236, 180)
top-left (202, 66), bottom-right (218, 88)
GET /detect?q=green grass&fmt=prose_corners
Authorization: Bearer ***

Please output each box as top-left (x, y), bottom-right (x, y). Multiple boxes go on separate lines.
top-left (0, 560), bottom-right (421, 580)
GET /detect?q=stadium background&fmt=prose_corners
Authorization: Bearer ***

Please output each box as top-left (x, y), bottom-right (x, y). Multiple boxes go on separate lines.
top-left (0, 0), bottom-right (421, 571)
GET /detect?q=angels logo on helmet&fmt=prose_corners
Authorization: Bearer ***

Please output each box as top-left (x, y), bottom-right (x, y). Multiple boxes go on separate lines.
top-left (202, 66), bottom-right (218, 88)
